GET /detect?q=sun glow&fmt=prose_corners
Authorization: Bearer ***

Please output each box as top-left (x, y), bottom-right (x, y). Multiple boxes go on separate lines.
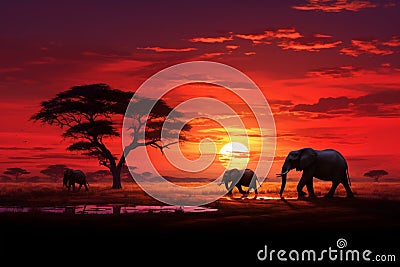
top-left (218, 142), bottom-right (250, 169)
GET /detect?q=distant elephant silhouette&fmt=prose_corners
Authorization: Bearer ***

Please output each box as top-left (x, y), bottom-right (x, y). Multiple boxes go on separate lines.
top-left (219, 168), bottom-right (260, 198)
top-left (277, 148), bottom-right (353, 198)
top-left (63, 169), bottom-right (89, 192)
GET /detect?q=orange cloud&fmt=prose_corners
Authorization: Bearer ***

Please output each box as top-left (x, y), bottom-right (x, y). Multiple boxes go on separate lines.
top-left (268, 28), bottom-right (303, 39)
top-left (340, 38), bottom-right (397, 56)
top-left (307, 65), bottom-right (362, 78)
top-left (314, 33), bottom-right (333, 38)
top-left (339, 47), bottom-right (360, 57)
top-left (278, 40), bottom-right (342, 52)
top-left (382, 36), bottom-right (400, 47)
top-left (188, 35), bottom-right (233, 43)
top-left (226, 45), bottom-right (239, 50)
top-left (235, 28), bottom-right (302, 45)
top-left (244, 52), bottom-right (256, 56)
top-left (137, 46), bottom-right (197, 52)
top-left (197, 52), bottom-right (226, 59)
top-left (235, 33), bottom-right (266, 44)
top-left (292, 0), bottom-right (377, 12)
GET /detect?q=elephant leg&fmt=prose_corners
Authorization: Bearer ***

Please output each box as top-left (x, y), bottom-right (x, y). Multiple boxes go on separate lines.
top-left (84, 183), bottom-right (89, 191)
top-left (77, 183), bottom-right (82, 191)
top-left (226, 185), bottom-right (233, 196)
top-left (341, 178), bottom-right (354, 198)
top-left (71, 183), bottom-right (76, 192)
top-left (325, 181), bottom-right (340, 198)
top-left (296, 176), bottom-right (308, 198)
top-left (248, 176), bottom-right (257, 195)
top-left (236, 185), bottom-right (247, 195)
top-left (306, 180), bottom-right (316, 198)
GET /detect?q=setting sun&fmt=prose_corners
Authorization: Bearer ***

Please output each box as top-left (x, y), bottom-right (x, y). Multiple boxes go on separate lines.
top-left (219, 142), bottom-right (250, 169)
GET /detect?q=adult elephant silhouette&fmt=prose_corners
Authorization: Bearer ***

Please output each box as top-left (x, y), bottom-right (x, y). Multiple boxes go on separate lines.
top-left (63, 169), bottom-right (89, 192)
top-left (277, 148), bottom-right (354, 198)
top-left (219, 168), bottom-right (260, 198)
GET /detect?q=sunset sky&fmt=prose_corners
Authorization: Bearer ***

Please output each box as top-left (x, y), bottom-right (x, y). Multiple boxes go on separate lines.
top-left (0, 0), bottom-right (399, 181)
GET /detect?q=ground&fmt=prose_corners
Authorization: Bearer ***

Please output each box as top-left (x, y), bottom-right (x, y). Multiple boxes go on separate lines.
top-left (0, 181), bottom-right (399, 265)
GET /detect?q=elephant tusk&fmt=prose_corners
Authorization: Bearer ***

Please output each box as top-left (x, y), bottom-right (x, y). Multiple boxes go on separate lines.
top-left (276, 170), bottom-right (289, 177)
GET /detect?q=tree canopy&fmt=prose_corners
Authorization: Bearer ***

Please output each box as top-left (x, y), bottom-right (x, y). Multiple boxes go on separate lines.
top-left (364, 169), bottom-right (388, 182)
top-left (40, 164), bottom-right (68, 182)
top-left (3, 168), bottom-right (30, 181)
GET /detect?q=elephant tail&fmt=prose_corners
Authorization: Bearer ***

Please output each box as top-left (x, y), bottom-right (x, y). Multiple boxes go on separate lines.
top-left (254, 176), bottom-right (263, 189)
top-left (346, 166), bottom-right (351, 187)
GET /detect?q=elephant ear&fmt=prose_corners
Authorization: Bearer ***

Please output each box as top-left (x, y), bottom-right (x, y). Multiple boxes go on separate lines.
top-left (298, 148), bottom-right (317, 170)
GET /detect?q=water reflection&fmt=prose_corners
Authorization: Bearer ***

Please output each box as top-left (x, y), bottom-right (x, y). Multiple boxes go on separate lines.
top-left (0, 205), bottom-right (218, 214)
top-left (223, 196), bottom-right (297, 200)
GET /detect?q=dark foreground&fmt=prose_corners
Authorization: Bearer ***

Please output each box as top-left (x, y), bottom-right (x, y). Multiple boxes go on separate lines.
top-left (1, 197), bottom-right (399, 266)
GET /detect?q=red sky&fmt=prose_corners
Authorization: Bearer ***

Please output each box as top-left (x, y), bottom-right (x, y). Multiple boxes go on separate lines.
top-left (0, 0), bottom-right (399, 180)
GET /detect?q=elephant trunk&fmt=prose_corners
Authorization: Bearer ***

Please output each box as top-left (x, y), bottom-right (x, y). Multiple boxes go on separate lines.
top-left (279, 173), bottom-right (287, 197)
top-left (278, 158), bottom-right (291, 197)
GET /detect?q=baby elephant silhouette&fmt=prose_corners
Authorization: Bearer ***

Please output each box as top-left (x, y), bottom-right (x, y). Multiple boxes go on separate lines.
top-left (63, 168), bottom-right (89, 192)
top-left (219, 168), bottom-right (260, 198)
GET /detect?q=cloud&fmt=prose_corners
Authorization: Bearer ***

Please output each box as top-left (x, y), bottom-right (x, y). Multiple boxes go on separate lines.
top-left (292, 0), bottom-right (377, 12)
top-left (226, 45), bottom-right (239, 50)
top-left (188, 35), bottom-right (233, 43)
top-left (235, 28), bottom-right (302, 45)
top-left (306, 65), bottom-right (362, 78)
top-left (187, 28), bottom-right (340, 54)
top-left (340, 37), bottom-right (399, 56)
top-left (278, 40), bottom-right (342, 52)
top-left (197, 52), bottom-right (226, 59)
top-left (291, 90), bottom-right (400, 118)
top-left (314, 33), bottom-right (333, 38)
top-left (137, 46), bottom-right (197, 52)
top-left (292, 96), bottom-right (351, 113)
top-left (382, 36), bottom-right (400, 47)
top-left (235, 33), bottom-right (267, 44)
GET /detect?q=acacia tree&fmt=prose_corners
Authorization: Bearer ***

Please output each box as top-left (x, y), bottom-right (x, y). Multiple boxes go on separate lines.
top-left (3, 168), bottom-right (30, 181)
top-left (31, 83), bottom-right (190, 189)
top-left (364, 169), bottom-right (388, 182)
top-left (40, 164), bottom-right (68, 182)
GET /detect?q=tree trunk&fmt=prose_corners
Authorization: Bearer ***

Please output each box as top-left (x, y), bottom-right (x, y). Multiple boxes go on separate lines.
top-left (111, 155), bottom-right (126, 189)
top-left (111, 169), bottom-right (122, 189)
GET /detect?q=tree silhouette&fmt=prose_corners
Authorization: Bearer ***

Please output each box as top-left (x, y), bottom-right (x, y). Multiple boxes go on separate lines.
top-left (30, 83), bottom-right (190, 189)
top-left (364, 169), bottom-right (388, 182)
top-left (3, 168), bottom-right (30, 181)
top-left (40, 164), bottom-right (68, 182)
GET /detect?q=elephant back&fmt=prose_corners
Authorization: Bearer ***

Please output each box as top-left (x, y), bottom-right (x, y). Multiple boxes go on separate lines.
top-left (239, 169), bottom-right (256, 186)
top-left (71, 170), bottom-right (85, 176)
